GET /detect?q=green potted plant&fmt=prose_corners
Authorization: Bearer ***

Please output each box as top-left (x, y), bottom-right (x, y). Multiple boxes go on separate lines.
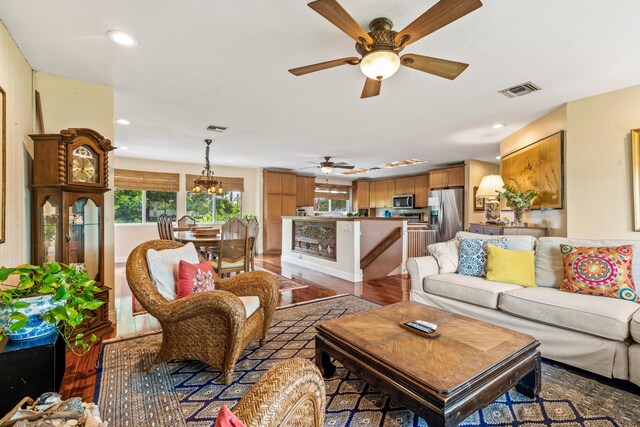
top-left (500, 178), bottom-right (539, 226)
top-left (0, 262), bottom-right (105, 355)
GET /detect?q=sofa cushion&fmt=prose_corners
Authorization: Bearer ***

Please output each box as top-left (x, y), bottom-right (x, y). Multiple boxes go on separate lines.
top-left (428, 239), bottom-right (459, 273)
top-left (456, 231), bottom-right (536, 251)
top-left (239, 296), bottom-right (260, 318)
top-left (632, 310), bottom-right (640, 343)
top-left (560, 244), bottom-right (638, 302)
top-left (499, 287), bottom-right (638, 341)
top-left (424, 273), bottom-right (522, 309)
top-left (536, 237), bottom-right (640, 288)
top-left (458, 237), bottom-right (507, 277)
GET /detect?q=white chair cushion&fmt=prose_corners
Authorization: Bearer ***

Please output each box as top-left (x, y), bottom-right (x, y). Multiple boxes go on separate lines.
top-left (499, 287), bottom-right (638, 341)
top-left (456, 231), bottom-right (536, 251)
top-left (535, 237), bottom-right (640, 288)
top-left (146, 243), bottom-right (200, 301)
top-left (631, 310), bottom-right (640, 343)
top-left (239, 296), bottom-right (260, 318)
top-left (427, 239), bottom-right (459, 273)
top-left (424, 273), bottom-right (522, 309)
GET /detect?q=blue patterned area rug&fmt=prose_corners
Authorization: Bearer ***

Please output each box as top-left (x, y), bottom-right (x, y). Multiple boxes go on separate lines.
top-left (95, 295), bottom-right (640, 426)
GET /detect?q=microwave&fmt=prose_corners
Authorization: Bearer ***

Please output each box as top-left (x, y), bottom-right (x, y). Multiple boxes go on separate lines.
top-left (393, 194), bottom-right (414, 209)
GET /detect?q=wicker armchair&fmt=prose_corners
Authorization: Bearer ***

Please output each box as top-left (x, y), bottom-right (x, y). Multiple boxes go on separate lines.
top-left (233, 358), bottom-right (326, 427)
top-left (126, 240), bottom-right (279, 384)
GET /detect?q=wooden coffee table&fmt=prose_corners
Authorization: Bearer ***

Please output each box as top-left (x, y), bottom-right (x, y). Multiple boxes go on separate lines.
top-left (315, 301), bottom-right (541, 427)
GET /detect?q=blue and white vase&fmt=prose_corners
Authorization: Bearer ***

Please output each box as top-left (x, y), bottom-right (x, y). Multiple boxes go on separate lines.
top-left (0, 295), bottom-right (61, 340)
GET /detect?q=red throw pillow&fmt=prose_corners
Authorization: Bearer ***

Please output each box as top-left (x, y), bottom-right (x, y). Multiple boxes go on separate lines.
top-left (214, 405), bottom-right (247, 427)
top-left (177, 260), bottom-right (215, 298)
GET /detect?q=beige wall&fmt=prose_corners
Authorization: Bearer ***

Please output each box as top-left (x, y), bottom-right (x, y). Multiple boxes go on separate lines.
top-left (113, 157), bottom-right (261, 261)
top-left (464, 160), bottom-right (499, 229)
top-left (0, 22), bottom-right (33, 267)
top-left (566, 84), bottom-right (640, 239)
top-left (500, 105), bottom-right (568, 236)
top-left (34, 72), bottom-right (116, 318)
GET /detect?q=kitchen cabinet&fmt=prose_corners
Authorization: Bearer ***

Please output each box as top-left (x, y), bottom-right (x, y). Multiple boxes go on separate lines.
top-left (383, 180), bottom-right (394, 207)
top-left (429, 165), bottom-right (465, 189)
top-left (356, 181), bottom-right (370, 210)
top-left (263, 171), bottom-right (297, 253)
top-left (414, 174), bottom-right (428, 208)
top-left (394, 176), bottom-right (415, 196)
top-left (296, 176), bottom-right (315, 207)
top-left (372, 179), bottom-right (393, 208)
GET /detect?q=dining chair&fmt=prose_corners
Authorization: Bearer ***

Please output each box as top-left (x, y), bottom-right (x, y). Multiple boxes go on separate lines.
top-left (157, 215), bottom-right (175, 241)
top-left (176, 214), bottom-right (196, 231)
top-left (213, 219), bottom-right (249, 276)
top-left (247, 218), bottom-right (259, 271)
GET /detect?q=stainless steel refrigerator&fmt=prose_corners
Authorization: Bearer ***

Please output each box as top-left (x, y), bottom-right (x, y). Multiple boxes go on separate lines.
top-left (428, 188), bottom-right (464, 242)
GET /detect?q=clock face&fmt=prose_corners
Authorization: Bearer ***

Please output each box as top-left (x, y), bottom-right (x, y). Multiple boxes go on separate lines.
top-left (72, 146), bottom-right (97, 183)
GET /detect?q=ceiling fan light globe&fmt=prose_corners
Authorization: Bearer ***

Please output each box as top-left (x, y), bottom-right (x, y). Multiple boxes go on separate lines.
top-left (320, 166), bottom-right (333, 174)
top-left (360, 50), bottom-right (400, 80)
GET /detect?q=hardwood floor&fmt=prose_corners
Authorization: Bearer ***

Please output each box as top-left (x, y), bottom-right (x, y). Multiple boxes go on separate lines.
top-left (59, 254), bottom-right (409, 401)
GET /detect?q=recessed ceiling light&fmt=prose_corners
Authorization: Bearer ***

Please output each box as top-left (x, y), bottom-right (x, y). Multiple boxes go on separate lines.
top-left (107, 30), bottom-right (138, 47)
top-left (119, 146), bottom-right (128, 150)
top-left (492, 123), bottom-right (506, 129)
top-left (116, 118), bottom-right (130, 125)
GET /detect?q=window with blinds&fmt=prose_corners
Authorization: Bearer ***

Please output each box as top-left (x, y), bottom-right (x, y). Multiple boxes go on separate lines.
top-left (114, 169), bottom-right (180, 223)
top-left (114, 169), bottom-right (180, 192)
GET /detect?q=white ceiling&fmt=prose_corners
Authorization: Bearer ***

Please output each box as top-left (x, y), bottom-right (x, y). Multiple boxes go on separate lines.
top-left (2, 0), bottom-right (640, 180)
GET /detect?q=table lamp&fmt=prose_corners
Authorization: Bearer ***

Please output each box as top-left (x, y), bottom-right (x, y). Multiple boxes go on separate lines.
top-left (476, 174), bottom-right (505, 223)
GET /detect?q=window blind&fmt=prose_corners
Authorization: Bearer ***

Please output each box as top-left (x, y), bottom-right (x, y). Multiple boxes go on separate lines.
top-left (114, 169), bottom-right (180, 192)
top-left (185, 174), bottom-right (244, 192)
top-left (314, 184), bottom-right (351, 201)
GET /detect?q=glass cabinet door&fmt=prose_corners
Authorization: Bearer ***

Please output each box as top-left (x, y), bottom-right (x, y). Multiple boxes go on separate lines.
top-left (68, 198), bottom-right (101, 281)
top-left (41, 197), bottom-right (59, 263)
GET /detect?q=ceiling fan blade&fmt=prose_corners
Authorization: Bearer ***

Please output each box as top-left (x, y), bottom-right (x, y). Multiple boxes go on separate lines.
top-left (333, 162), bottom-right (349, 165)
top-left (289, 57), bottom-right (359, 76)
top-left (299, 166), bottom-right (320, 169)
top-left (400, 54), bottom-right (469, 80)
top-left (395, 0), bottom-right (482, 47)
top-left (361, 78), bottom-right (381, 98)
top-left (308, 0), bottom-right (373, 44)
top-left (334, 165), bottom-right (355, 169)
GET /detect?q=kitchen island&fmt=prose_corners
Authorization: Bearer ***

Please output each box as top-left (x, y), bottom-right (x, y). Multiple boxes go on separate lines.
top-left (281, 216), bottom-right (408, 282)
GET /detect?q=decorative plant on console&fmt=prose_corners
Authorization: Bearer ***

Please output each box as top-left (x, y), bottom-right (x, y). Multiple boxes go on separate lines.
top-left (0, 262), bottom-right (104, 355)
top-left (500, 178), bottom-right (539, 226)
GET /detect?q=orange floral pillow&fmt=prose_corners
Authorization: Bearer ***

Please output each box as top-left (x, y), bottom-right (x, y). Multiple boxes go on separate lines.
top-left (560, 244), bottom-right (638, 303)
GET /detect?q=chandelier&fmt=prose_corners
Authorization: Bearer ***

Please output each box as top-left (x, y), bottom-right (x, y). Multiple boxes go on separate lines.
top-left (192, 139), bottom-right (224, 195)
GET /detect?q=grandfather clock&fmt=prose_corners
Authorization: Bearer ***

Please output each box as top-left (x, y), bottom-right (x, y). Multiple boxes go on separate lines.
top-left (30, 128), bottom-right (115, 338)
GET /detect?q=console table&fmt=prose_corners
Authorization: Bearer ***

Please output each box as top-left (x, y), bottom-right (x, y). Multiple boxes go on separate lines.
top-left (470, 223), bottom-right (548, 238)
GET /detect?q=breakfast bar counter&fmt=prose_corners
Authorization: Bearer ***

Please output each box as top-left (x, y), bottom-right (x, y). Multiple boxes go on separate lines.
top-left (281, 216), bottom-right (408, 282)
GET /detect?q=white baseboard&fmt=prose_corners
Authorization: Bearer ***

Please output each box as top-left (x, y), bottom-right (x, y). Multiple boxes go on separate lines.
top-left (281, 255), bottom-right (362, 283)
top-left (115, 256), bottom-right (128, 264)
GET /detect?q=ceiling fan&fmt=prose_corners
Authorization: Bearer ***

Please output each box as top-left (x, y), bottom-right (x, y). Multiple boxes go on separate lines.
top-left (304, 156), bottom-right (356, 174)
top-left (289, 0), bottom-right (482, 98)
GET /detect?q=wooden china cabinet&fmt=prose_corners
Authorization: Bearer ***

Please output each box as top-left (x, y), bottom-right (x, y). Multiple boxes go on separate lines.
top-left (30, 128), bottom-right (115, 338)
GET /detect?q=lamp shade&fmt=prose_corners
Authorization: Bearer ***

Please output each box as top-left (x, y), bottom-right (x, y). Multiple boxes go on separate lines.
top-left (476, 175), bottom-right (505, 198)
top-left (360, 50), bottom-right (401, 80)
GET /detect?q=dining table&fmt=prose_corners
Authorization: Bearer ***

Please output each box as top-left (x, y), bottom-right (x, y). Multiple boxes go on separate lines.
top-left (173, 230), bottom-right (222, 247)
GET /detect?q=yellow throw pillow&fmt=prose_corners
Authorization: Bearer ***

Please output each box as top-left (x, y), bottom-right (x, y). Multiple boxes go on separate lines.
top-left (486, 245), bottom-right (536, 287)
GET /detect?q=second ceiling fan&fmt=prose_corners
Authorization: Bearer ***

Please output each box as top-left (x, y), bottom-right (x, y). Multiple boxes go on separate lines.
top-left (289, 0), bottom-right (482, 99)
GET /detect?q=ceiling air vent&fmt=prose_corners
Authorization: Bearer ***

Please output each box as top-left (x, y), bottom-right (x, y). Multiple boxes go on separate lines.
top-left (498, 81), bottom-right (541, 99)
top-left (206, 125), bottom-right (228, 133)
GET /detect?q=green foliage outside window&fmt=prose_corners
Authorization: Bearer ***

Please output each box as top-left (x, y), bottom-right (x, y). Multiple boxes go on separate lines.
top-left (215, 192), bottom-right (242, 221)
top-left (114, 190), bottom-right (142, 223)
top-left (186, 192), bottom-right (215, 222)
top-left (314, 198), bottom-right (348, 212)
top-left (146, 191), bottom-right (177, 222)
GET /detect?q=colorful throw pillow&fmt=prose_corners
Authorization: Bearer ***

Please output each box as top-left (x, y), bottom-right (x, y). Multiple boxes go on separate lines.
top-left (560, 244), bottom-right (638, 302)
top-left (458, 237), bottom-right (507, 277)
top-left (486, 246), bottom-right (536, 287)
top-left (177, 260), bottom-right (215, 298)
top-left (214, 405), bottom-right (247, 427)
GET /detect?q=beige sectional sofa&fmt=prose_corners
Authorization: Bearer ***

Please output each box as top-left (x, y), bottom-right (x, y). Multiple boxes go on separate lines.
top-left (406, 231), bottom-right (640, 385)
